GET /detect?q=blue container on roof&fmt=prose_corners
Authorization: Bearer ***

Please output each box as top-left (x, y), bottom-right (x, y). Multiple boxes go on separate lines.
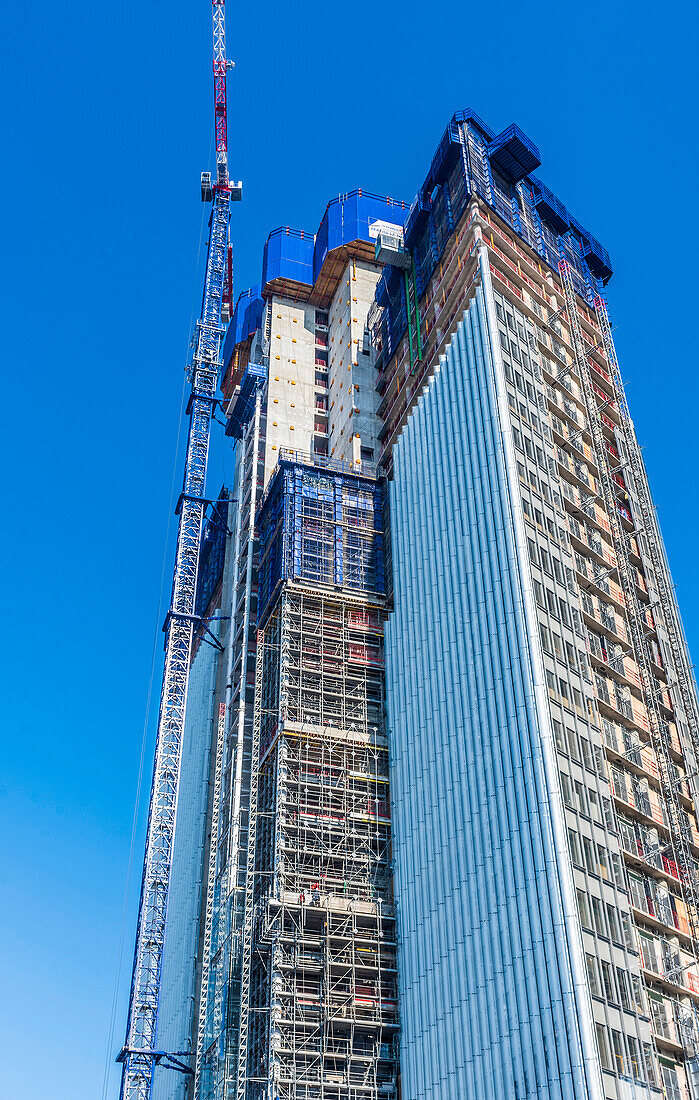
top-left (232, 286), bottom-right (264, 346)
top-left (424, 121), bottom-right (463, 191)
top-left (226, 360), bottom-right (267, 439)
top-left (220, 286), bottom-right (265, 376)
top-left (530, 178), bottom-right (570, 235)
top-left (452, 107), bottom-right (494, 139)
top-left (404, 190), bottom-right (433, 248)
top-left (582, 234), bottom-right (612, 282)
top-left (262, 227), bottom-right (314, 288)
top-left (313, 191), bottom-right (408, 283)
top-left (488, 124), bottom-right (541, 182)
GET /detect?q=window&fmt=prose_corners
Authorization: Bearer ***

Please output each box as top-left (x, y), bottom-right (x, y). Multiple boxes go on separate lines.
top-left (315, 310), bottom-right (329, 327)
top-left (591, 895), bottom-right (606, 936)
top-left (600, 959), bottom-right (616, 1002)
top-left (568, 829), bottom-right (582, 866)
top-left (582, 836), bottom-right (597, 876)
top-left (577, 888), bottom-right (591, 929)
top-left (315, 394), bottom-right (328, 411)
top-left (611, 854), bottom-right (625, 890)
top-left (553, 719), bottom-right (566, 753)
top-left (581, 734), bottom-right (594, 770)
top-left (586, 953), bottom-right (601, 997)
top-left (360, 446), bottom-right (374, 461)
top-left (610, 1030), bottom-right (625, 1075)
top-left (596, 1023), bottom-right (611, 1070)
top-left (540, 625), bottom-right (551, 654)
top-left (574, 780), bottom-right (587, 815)
top-left (643, 1044), bottom-right (658, 1087)
top-left (627, 1036), bottom-right (641, 1082)
top-left (616, 967), bottom-right (631, 1011)
top-left (620, 910), bottom-right (636, 950)
top-left (606, 903), bottom-right (621, 944)
top-left (315, 370), bottom-right (329, 388)
top-left (566, 724), bottom-right (580, 762)
top-left (561, 773), bottom-right (573, 807)
top-left (632, 975), bottom-right (646, 1014)
top-left (597, 845), bottom-right (610, 882)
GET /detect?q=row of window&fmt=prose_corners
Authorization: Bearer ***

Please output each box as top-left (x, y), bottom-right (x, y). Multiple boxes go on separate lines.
top-left (570, 830), bottom-right (625, 892)
top-left (586, 950), bottom-right (646, 1016)
top-left (545, 668), bottom-right (587, 717)
top-left (521, 494), bottom-right (569, 549)
top-left (595, 1022), bottom-right (659, 1088)
top-left (561, 770), bottom-right (615, 835)
top-left (553, 718), bottom-right (605, 777)
top-left (541, 624), bottom-right (585, 676)
top-left (512, 426), bottom-right (549, 473)
top-left (528, 537), bottom-right (574, 589)
top-left (576, 886), bottom-right (635, 952)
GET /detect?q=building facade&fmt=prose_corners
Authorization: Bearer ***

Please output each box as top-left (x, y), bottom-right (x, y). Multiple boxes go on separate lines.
top-left (152, 115), bottom-right (699, 1100)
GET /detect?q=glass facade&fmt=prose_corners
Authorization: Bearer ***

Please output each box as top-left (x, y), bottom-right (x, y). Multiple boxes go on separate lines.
top-left (385, 267), bottom-right (601, 1099)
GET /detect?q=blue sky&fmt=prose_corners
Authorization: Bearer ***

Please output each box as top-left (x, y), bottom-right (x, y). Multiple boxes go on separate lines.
top-left (1, 0), bottom-right (697, 1097)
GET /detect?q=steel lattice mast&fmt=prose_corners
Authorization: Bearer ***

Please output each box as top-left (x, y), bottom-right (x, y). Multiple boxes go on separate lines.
top-left (118, 4), bottom-right (240, 1098)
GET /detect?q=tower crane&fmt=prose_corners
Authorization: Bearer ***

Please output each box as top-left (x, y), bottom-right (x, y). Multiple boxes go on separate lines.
top-left (117, 3), bottom-right (241, 1098)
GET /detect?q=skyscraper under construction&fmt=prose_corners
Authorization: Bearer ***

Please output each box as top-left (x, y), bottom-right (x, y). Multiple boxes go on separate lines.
top-left (122, 102), bottom-right (699, 1100)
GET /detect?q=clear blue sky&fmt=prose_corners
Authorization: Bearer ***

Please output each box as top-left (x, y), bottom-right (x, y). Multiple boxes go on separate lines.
top-left (1, 0), bottom-right (696, 1096)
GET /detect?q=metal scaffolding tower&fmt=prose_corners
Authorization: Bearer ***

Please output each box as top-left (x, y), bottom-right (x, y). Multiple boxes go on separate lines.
top-left (117, 3), bottom-right (240, 1098)
top-left (559, 259), bottom-right (699, 1013)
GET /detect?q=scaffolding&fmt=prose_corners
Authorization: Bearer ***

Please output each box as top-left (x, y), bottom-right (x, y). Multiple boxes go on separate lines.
top-left (234, 457), bottom-right (397, 1100)
top-left (257, 459), bottom-right (384, 625)
top-left (558, 259), bottom-right (699, 1069)
top-left (196, 387), bottom-right (266, 1100)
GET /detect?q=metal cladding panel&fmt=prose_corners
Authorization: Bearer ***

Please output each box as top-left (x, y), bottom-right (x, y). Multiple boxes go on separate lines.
top-left (261, 227), bottom-right (314, 287)
top-left (312, 191), bottom-right (408, 283)
top-left (152, 633), bottom-right (219, 1100)
top-left (385, 285), bottom-right (599, 1099)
